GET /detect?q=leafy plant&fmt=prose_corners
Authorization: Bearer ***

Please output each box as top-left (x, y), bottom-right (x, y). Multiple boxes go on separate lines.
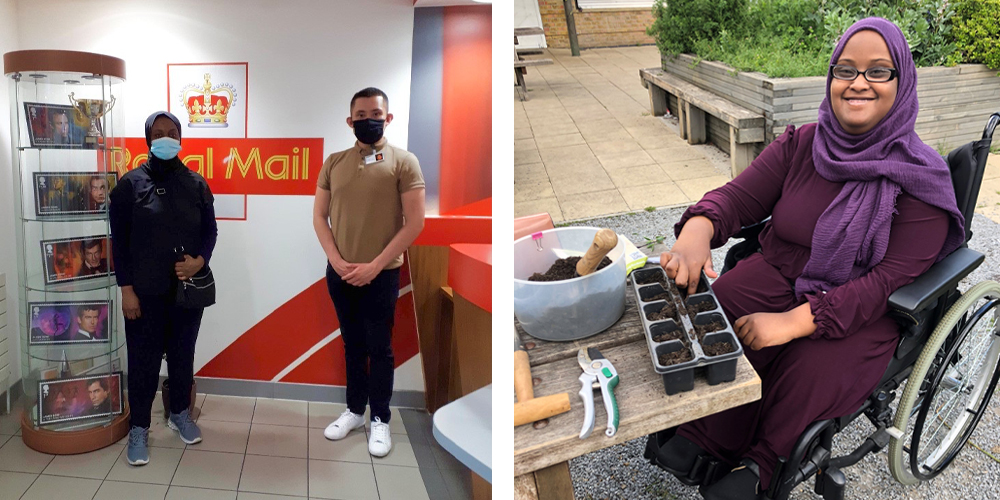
top-left (952, 0), bottom-right (1000, 69)
top-left (648, 0), bottom-right (966, 77)
top-left (644, 235), bottom-right (666, 250)
top-left (647, 0), bottom-right (747, 56)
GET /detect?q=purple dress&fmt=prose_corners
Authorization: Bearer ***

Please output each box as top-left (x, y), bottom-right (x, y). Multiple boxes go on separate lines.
top-left (673, 123), bottom-right (950, 487)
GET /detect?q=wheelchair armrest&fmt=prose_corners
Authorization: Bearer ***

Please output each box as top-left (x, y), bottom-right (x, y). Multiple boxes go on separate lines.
top-left (732, 217), bottom-right (770, 240)
top-left (887, 247), bottom-right (984, 322)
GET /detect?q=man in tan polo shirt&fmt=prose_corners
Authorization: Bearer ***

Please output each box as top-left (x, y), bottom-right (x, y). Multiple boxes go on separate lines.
top-left (312, 87), bottom-right (425, 457)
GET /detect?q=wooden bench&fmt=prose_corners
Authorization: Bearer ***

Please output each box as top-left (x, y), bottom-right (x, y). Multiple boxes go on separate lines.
top-left (640, 67), bottom-right (765, 177)
top-left (514, 27), bottom-right (553, 101)
top-left (514, 57), bottom-right (554, 100)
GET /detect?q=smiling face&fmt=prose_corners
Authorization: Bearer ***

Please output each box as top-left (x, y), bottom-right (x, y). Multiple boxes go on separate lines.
top-left (830, 30), bottom-right (898, 135)
top-left (85, 244), bottom-right (102, 268)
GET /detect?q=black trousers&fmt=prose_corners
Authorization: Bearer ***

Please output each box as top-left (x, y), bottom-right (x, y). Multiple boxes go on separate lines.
top-left (325, 264), bottom-right (400, 423)
top-left (124, 292), bottom-right (203, 429)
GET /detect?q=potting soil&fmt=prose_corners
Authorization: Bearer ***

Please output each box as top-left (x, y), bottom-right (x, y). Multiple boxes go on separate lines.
top-left (646, 303), bottom-right (678, 322)
top-left (652, 328), bottom-right (685, 343)
top-left (702, 341), bottom-right (736, 356)
top-left (658, 348), bottom-right (693, 366)
top-left (527, 256), bottom-right (613, 282)
top-left (694, 320), bottom-right (726, 341)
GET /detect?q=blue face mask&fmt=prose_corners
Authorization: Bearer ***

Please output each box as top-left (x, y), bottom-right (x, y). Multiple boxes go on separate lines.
top-left (150, 137), bottom-right (182, 160)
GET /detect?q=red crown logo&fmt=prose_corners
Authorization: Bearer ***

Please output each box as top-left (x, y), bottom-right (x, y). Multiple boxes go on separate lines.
top-left (180, 73), bottom-right (236, 128)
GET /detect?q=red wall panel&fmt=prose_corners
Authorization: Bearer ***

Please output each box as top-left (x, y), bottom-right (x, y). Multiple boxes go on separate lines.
top-left (439, 5), bottom-right (492, 213)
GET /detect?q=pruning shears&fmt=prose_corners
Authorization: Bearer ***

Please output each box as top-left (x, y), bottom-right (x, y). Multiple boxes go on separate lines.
top-left (577, 347), bottom-right (620, 439)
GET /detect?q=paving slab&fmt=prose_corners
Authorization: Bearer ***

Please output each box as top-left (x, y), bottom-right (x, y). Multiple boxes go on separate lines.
top-left (514, 46), bottom-right (731, 220)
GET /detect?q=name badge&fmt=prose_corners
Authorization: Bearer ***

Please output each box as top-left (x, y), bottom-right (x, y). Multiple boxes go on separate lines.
top-left (363, 151), bottom-right (385, 165)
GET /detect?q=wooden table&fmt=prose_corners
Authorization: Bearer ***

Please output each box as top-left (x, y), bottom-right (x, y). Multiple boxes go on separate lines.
top-left (513, 289), bottom-right (762, 500)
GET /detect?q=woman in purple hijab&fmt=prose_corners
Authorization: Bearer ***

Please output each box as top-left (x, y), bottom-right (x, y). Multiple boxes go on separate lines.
top-left (653, 18), bottom-right (965, 500)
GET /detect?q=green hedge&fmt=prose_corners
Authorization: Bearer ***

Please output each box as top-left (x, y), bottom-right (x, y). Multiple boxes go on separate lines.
top-left (647, 0), bottom-right (999, 78)
top-left (953, 0), bottom-right (1000, 69)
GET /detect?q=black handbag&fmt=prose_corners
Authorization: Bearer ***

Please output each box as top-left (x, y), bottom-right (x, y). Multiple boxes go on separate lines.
top-left (176, 265), bottom-right (216, 309)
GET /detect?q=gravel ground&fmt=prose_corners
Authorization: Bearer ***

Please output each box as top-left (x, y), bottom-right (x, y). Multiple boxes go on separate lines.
top-left (564, 209), bottom-right (1000, 500)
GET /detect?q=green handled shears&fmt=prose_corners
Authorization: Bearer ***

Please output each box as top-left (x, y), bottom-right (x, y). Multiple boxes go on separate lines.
top-left (577, 347), bottom-right (620, 439)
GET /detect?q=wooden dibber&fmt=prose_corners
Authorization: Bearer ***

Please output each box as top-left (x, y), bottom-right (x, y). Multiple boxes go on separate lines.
top-left (575, 229), bottom-right (619, 277)
top-left (514, 393), bottom-right (572, 427)
top-left (515, 345), bottom-right (534, 403)
top-left (514, 327), bottom-right (571, 426)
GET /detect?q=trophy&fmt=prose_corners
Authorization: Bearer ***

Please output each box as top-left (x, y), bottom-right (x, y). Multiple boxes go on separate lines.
top-left (69, 92), bottom-right (115, 146)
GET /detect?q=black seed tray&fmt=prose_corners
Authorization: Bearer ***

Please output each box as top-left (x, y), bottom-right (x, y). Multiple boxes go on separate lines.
top-left (630, 266), bottom-right (743, 395)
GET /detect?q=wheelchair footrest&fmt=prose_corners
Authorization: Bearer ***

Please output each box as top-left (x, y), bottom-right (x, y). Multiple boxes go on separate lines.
top-left (644, 432), bottom-right (730, 488)
top-left (815, 466), bottom-right (846, 500)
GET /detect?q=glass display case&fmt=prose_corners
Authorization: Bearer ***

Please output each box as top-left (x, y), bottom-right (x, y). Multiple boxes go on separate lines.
top-left (4, 50), bottom-right (129, 453)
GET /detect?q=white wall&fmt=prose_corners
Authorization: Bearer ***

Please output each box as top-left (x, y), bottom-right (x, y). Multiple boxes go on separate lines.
top-left (10, 0), bottom-right (418, 377)
top-left (0, 0), bottom-right (21, 391)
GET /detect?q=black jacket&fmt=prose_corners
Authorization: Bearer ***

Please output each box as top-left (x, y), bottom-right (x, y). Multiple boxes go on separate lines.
top-left (109, 157), bottom-right (217, 296)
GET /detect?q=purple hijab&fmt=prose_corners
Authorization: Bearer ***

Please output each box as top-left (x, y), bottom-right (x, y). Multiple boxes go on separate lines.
top-left (796, 17), bottom-right (965, 297)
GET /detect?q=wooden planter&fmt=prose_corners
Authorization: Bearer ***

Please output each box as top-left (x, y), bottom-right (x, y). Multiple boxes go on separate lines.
top-left (661, 53), bottom-right (1000, 155)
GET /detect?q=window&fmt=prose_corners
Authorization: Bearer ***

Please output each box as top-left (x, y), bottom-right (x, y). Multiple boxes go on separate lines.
top-left (576, 0), bottom-right (655, 9)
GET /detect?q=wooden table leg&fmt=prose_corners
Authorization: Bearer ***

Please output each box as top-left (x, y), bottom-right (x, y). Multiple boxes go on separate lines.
top-left (472, 473), bottom-right (492, 500)
top-left (515, 473), bottom-right (540, 500)
top-left (533, 462), bottom-right (575, 500)
top-left (516, 67), bottom-right (528, 101)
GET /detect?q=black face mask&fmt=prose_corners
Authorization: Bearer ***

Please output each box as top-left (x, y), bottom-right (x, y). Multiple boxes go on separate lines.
top-left (352, 118), bottom-right (385, 145)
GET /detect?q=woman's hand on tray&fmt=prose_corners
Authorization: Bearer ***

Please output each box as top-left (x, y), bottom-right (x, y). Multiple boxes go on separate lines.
top-left (660, 216), bottom-right (717, 296)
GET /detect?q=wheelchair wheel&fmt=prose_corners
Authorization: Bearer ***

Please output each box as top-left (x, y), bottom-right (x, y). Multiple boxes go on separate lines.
top-left (888, 280), bottom-right (1000, 485)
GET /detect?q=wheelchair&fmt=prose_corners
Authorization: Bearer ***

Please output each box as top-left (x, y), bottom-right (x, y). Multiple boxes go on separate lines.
top-left (646, 112), bottom-right (1000, 500)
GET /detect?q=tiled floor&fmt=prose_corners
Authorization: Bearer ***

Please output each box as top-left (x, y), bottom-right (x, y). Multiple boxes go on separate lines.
top-left (0, 394), bottom-right (473, 500)
top-left (514, 45), bottom-right (731, 222)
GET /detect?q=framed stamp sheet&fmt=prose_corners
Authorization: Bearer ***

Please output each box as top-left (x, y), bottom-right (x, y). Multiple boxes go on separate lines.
top-left (40, 235), bottom-right (115, 285)
top-left (23, 102), bottom-right (87, 148)
top-left (28, 300), bottom-right (112, 345)
top-left (38, 372), bottom-right (123, 425)
top-left (33, 172), bottom-right (118, 217)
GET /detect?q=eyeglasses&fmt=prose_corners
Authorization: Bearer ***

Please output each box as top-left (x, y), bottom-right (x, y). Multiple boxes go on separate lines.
top-left (829, 65), bottom-right (898, 83)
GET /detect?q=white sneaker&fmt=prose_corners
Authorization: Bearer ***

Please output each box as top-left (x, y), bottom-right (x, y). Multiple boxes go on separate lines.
top-left (324, 409), bottom-right (365, 440)
top-left (368, 417), bottom-right (392, 457)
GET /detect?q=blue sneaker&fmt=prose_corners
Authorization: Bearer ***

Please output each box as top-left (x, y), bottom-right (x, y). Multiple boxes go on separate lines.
top-left (167, 409), bottom-right (202, 444)
top-left (126, 426), bottom-right (149, 466)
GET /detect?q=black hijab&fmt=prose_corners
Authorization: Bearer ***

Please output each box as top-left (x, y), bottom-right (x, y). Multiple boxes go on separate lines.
top-left (143, 111), bottom-right (184, 174)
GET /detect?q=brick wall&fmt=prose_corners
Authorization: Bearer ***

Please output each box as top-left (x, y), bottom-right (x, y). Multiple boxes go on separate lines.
top-left (537, 0), bottom-right (656, 49)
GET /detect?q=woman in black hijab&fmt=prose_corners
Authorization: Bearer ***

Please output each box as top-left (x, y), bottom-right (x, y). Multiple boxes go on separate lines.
top-left (110, 111), bottom-right (217, 466)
